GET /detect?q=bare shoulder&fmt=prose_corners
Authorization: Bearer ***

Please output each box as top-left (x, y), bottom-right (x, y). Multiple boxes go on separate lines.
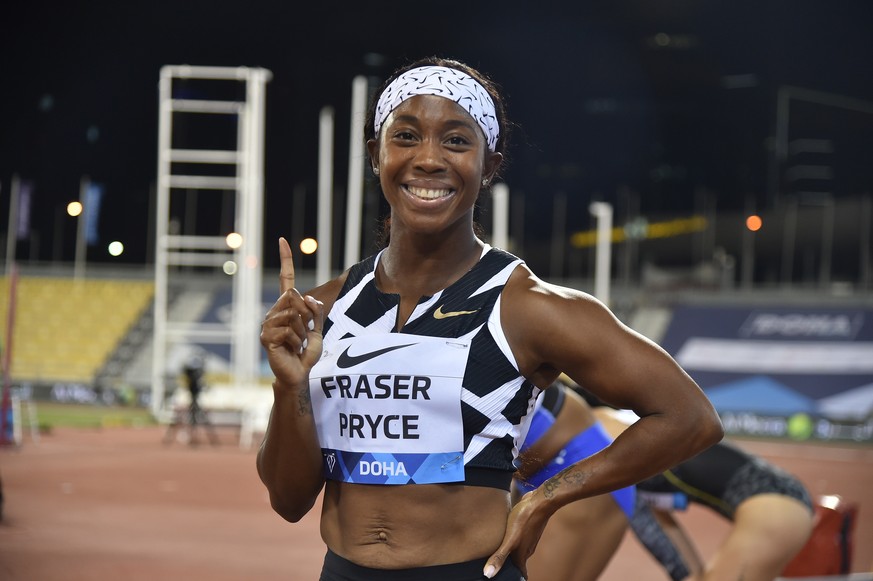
top-left (500, 265), bottom-right (621, 378)
top-left (503, 264), bottom-right (609, 316)
top-left (502, 264), bottom-right (628, 343)
top-left (500, 264), bottom-right (678, 408)
top-left (305, 271), bottom-right (350, 317)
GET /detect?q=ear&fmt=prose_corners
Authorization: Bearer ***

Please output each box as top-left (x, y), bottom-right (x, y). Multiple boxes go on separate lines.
top-left (483, 151), bottom-right (503, 184)
top-left (366, 139), bottom-right (380, 172)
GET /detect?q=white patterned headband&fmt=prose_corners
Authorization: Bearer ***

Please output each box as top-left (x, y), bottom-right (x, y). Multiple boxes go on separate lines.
top-left (374, 65), bottom-right (500, 152)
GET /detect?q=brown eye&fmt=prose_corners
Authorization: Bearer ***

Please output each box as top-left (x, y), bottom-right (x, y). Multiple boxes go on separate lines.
top-left (392, 131), bottom-right (416, 142)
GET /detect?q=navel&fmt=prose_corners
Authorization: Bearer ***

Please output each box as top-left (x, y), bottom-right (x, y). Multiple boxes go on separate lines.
top-left (363, 516), bottom-right (393, 545)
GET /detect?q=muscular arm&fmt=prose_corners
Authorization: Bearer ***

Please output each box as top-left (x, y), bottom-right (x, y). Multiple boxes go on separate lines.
top-left (510, 268), bottom-right (722, 503)
top-left (256, 378), bottom-right (324, 522)
top-left (484, 267), bottom-right (723, 577)
top-left (255, 237), bottom-right (344, 522)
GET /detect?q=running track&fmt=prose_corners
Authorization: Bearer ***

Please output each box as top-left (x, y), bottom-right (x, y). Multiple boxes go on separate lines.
top-left (1, 426), bottom-right (870, 580)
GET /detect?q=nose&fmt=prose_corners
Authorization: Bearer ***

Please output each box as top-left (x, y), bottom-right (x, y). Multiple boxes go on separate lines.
top-left (413, 138), bottom-right (447, 173)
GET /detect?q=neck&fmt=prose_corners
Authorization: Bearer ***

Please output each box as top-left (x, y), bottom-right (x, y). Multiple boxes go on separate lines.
top-left (378, 230), bottom-right (484, 297)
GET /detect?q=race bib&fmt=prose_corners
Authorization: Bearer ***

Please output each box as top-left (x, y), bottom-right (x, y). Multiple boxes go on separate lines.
top-left (310, 334), bottom-right (469, 484)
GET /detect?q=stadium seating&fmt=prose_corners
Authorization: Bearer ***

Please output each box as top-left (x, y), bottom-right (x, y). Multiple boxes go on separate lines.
top-left (0, 276), bottom-right (154, 385)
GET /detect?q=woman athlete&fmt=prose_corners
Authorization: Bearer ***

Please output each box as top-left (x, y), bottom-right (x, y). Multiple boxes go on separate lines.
top-left (257, 56), bottom-right (723, 580)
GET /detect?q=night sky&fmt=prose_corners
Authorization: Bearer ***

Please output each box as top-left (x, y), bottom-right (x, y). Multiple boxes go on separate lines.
top-left (2, 1), bottom-right (872, 270)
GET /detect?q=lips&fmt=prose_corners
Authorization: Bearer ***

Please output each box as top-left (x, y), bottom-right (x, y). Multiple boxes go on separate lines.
top-left (404, 185), bottom-right (454, 200)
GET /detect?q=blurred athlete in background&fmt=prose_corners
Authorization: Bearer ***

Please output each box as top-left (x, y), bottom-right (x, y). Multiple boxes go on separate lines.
top-left (516, 380), bottom-right (814, 581)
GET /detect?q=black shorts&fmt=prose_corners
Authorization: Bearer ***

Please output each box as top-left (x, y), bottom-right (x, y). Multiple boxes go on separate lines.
top-left (638, 440), bottom-right (813, 519)
top-left (319, 549), bottom-right (526, 581)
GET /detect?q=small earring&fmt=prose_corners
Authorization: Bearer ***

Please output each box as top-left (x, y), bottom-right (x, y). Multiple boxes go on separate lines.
top-left (373, 167), bottom-right (380, 176)
top-left (481, 178), bottom-right (490, 187)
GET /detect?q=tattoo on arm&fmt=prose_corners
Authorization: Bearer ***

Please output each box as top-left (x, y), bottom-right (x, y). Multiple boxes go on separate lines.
top-left (297, 389), bottom-right (312, 416)
top-left (542, 478), bottom-right (560, 499)
top-left (542, 467), bottom-right (588, 500)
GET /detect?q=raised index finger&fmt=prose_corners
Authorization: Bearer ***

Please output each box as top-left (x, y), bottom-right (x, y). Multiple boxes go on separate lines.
top-left (277, 237), bottom-right (296, 294)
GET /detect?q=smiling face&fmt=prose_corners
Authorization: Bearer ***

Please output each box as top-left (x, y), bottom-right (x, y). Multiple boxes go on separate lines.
top-left (368, 94), bottom-right (502, 238)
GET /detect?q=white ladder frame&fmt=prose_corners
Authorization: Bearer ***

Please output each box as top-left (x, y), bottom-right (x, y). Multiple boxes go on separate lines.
top-left (151, 65), bottom-right (272, 417)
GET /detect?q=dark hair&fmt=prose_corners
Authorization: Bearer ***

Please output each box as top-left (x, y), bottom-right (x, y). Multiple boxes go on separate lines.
top-left (364, 56), bottom-right (512, 174)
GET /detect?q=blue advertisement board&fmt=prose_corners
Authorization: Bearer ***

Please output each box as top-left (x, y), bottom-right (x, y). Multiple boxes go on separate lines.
top-left (660, 306), bottom-right (873, 442)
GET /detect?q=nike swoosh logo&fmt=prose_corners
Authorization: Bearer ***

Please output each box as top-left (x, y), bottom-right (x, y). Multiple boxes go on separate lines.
top-left (433, 305), bottom-right (479, 319)
top-left (336, 343), bottom-right (415, 368)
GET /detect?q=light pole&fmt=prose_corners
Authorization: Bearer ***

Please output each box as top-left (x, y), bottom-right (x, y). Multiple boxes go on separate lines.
top-left (589, 201), bottom-right (613, 306)
top-left (4, 176), bottom-right (18, 276)
top-left (73, 176), bottom-right (89, 280)
top-left (317, 106), bottom-right (334, 286)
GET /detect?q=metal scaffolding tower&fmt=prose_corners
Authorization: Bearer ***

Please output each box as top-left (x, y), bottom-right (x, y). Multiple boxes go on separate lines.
top-left (151, 65), bottom-right (272, 417)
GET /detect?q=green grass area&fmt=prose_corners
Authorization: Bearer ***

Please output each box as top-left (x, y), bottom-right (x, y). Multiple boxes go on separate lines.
top-left (23, 402), bottom-right (158, 431)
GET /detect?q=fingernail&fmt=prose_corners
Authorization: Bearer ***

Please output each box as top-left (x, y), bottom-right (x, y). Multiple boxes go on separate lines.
top-left (483, 564), bottom-right (496, 578)
top-left (302, 338), bottom-right (308, 350)
top-left (308, 319), bottom-right (315, 331)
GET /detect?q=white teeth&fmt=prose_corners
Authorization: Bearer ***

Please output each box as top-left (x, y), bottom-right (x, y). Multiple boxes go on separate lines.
top-left (407, 186), bottom-right (452, 200)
